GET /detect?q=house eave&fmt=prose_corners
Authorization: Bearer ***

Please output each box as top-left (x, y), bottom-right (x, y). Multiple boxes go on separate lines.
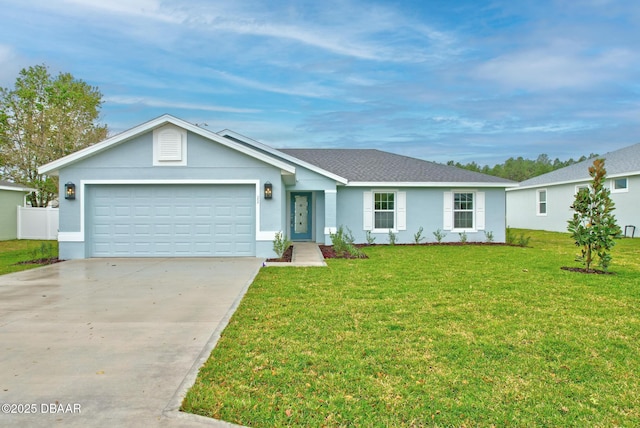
top-left (507, 170), bottom-right (640, 191)
top-left (346, 181), bottom-right (518, 188)
top-left (38, 114), bottom-right (297, 176)
top-left (0, 185), bottom-right (36, 192)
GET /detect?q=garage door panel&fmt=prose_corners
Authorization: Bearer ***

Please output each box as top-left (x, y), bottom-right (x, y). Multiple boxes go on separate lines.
top-left (89, 184), bottom-right (255, 257)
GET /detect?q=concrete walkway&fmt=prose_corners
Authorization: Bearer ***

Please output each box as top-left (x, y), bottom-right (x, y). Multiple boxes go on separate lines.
top-left (0, 258), bottom-right (262, 427)
top-left (265, 242), bottom-right (326, 267)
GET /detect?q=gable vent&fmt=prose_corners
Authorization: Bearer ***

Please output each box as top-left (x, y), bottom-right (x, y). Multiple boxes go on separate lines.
top-left (158, 129), bottom-right (182, 161)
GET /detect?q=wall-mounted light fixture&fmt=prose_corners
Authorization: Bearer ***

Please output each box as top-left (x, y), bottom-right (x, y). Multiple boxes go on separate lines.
top-left (65, 182), bottom-right (76, 200)
top-left (264, 182), bottom-right (273, 200)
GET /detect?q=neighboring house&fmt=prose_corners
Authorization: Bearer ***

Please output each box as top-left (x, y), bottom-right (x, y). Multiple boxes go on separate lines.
top-left (0, 180), bottom-right (35, 240)
top-left (38, 114), bottom-right (515, 259)
top-left (506, 143), bottom-right (640, 234)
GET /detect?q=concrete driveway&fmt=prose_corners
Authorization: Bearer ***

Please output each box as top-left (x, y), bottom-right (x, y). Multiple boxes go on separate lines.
top-left (0, 258), bottom-right (263, 427)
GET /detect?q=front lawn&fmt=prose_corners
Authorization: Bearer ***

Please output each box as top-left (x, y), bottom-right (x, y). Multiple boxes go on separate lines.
top-left (0, 240), bottom-right (59, 276)
top-left (183, 230), bottom-right (640, 426)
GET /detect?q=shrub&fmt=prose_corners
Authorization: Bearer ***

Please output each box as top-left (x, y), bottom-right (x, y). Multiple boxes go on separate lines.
top-left (459, 231), bottom-right (468, 243)
top-left (506, 227), bottom-right (531, 247)
top-left (413, 226), bottom-right (425, 244)
top-left (484, 231), bottom-right (494, 243)
top-left (365, 230), bottom-right (376, 245)
top-left (388, 230), bottom-right (397, 246)
top-left (272, 231), bottom-right (292, 259)
top-left (433, 228), bottom-right (447, 243)
top-left (29, 242), bottom-right (55, 261)
top-left (330, 226), bottom-right (364, 258)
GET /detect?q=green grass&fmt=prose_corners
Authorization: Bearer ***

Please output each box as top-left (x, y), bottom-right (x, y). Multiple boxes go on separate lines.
top-left (0, 240), bottom-right (59, 276)
top-left (183, 230), bottom-right (640, 426)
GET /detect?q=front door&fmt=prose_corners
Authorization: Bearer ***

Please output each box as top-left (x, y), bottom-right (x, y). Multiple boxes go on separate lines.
top-left (290, 192), bottom-right (312, 240)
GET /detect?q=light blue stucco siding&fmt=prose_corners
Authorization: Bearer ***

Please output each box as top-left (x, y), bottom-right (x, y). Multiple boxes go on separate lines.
top-left (57, 130), bottom-right (285, 259)
top-left (285, 164), bottom-right (339, 244)
top-left (336, 186), bottom-right (507, 244)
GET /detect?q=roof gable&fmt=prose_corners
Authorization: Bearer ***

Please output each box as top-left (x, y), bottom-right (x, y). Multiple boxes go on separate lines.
top-left (38, 115), bottom-right (296, 176)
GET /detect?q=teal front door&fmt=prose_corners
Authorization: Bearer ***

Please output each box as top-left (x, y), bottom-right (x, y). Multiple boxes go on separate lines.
top-left (290, 192), bottom-right (312, 240)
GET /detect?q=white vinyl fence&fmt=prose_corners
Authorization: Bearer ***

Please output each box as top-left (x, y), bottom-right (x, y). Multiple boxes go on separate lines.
top-left (17, 206), bottom-right (59, 240)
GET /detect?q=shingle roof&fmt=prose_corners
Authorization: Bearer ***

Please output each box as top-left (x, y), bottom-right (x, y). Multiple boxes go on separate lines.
top-left (279, 149), bottom-right (514, 184)
top-left (517, 142), bottom-right (640, 188)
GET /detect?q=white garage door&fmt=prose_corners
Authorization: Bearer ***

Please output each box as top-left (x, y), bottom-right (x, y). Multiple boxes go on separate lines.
top-left (87, 184), bottom-right (255, 257)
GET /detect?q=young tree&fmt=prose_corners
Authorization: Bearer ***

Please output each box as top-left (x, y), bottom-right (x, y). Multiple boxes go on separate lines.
top-left (0, 64), bottom-right (107, 206)
top-left (567, 158), bottom-right (621, 271)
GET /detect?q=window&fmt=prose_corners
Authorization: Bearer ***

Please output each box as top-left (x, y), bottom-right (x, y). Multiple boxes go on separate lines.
top-left (443, 191), bottom-right (484, 231)
top-left (537, 189), bottom-right (547, 215)
top-left (453, 192), bottom-right (474, 229)
top-left (363, 191), bottom-right (406, 232)
top-left (612, 178), bottom-right (628, 193)
top-left (374, 192), bottom-right (395, 229)
top-left (575, 184), bottom-right (589, 194)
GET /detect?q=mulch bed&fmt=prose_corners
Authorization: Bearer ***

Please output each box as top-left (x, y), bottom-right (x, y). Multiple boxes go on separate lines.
top-left (15, 257), bottom-right (63, 265)
top-left (318, 245), bottom-right (368, 259)
top-left (560, 266), bottom-right (615, 275)
top-left (265, 245), bottom-right (293, 262)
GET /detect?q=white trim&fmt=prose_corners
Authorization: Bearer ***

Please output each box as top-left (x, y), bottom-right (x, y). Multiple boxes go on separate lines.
top-left (58, 232), bottom-right (84, 242)
top-left (574, 184), bottom-right (589, 194)
top-left (0, 185), bottom-right (35, 192)
top-left (536, 188), bottom-right (548, 216)
top-left (257, 231), bottom-right (279, 241)
top-left (349, 181), bottom-right (516, 188)
top-left (371, 189), bottom-right (399, 233)
top-left (324, 227), bottom-right (337, 235)
top-left (153, 125), bottom-right (187, 166)
top-left (508, 171), bottom-right (640, 192)
top-left (219, 130), bottom-right (348, 184)
top-left (38, 114), bottom-right (296, 176)
top-left (363, 191), bottom-right (373, 231)
top-left (66, 179), bottom-right (265, 244)
top-left (476, 191), bottom-right (485, 230)
top-left (611, 177), bottom-right (629, 193)
top-left (324, 189), bottom-right (337, 194)
top-left (449, 190), bottom-right (478, 233)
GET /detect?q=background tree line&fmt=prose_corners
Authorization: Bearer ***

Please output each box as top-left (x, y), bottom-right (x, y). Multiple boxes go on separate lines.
top-left (447, 153), bottom-right (599, 182)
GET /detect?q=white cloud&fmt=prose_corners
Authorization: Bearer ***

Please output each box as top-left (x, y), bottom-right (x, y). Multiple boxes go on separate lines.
top-left (475, 42), bottom-right (634, 91)
top-left (104, 95), bottom-right (260, 113)
top-left (0, 45), bottom-right (27, 87)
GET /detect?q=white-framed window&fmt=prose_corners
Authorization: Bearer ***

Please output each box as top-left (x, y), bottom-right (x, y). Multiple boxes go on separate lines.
top-left (153, 125), bottom-right (187, 166)
top-left (612, 177), bottom-right (628, 193)
top-left (374, 192), bottom-right (395, 229)
top-left (575, 184), bottom-right (589, 194)
top-left (537, 189), bottom-right (547, 216)
top-left (363, 191), bottom-right (406, 232)
top-left (443, 191), bottom-right (485, 232)
top-left (454, 192), bottom-right (474, 228)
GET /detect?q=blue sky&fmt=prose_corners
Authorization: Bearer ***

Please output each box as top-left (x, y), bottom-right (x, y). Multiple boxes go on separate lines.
top-left (1, 0), bottom-right (639, 165)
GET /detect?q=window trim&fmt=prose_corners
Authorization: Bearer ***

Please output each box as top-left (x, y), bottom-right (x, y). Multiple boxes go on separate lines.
top-left (575, 184), bottom-right (589, 194)
top-left (363, 190), bottom-right (406, 233)
top-left (536, 189), bottom-right (547, 216)
top-left (372, 191), bottom-right (397, 232)
top-left (451, 190), bottom-right (477, 232)
top-left (611, 177), bottom-right (629, 193)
